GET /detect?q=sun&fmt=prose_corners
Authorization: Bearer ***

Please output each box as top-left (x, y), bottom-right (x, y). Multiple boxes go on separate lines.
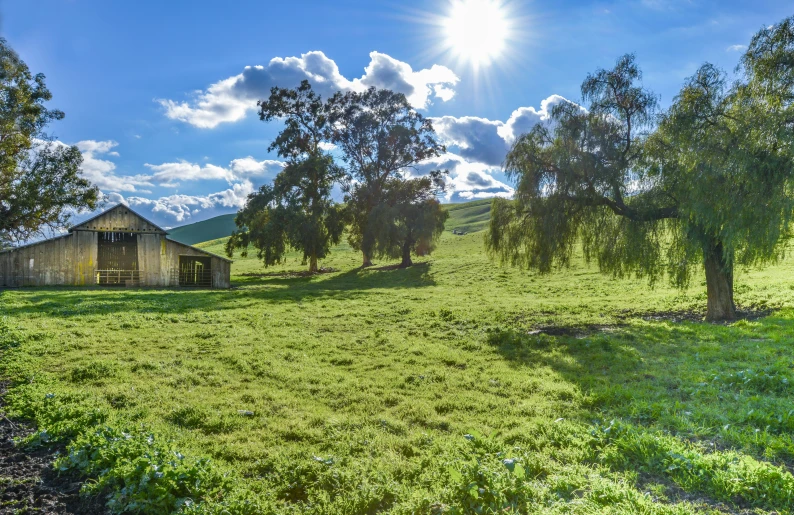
top-left (443, 0), bottom-right (510, 68)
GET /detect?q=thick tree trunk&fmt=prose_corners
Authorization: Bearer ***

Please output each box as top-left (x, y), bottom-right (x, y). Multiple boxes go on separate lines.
top-left (703, 241), bottom-right (736, 322)
top-left (399, 241), bottom-right (413, 268)
top-left (362, 252), bottom-right (373, 268)
top-left (308, 254), bottom-right (318, 274)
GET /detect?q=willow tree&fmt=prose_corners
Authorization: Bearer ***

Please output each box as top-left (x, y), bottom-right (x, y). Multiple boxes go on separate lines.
top-left (0, 38), bottom-right (98, 247)
top-left (226, 81), bottom-right (345, 272)
top-left (328, 87), bottom-right (445, 266)
top-left (487, 18), bottom-right (794, 322)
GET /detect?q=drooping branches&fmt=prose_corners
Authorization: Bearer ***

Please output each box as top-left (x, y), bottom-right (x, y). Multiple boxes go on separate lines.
top-left (488, 18), bottom-right (794, 321)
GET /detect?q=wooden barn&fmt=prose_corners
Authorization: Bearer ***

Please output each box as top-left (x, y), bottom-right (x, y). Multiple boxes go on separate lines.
top-left (0, 204), bottom-right (232, 288)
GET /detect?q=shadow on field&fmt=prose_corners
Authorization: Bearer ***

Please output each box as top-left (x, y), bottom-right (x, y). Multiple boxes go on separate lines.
top-left (0, 262), bottom-right (436, 318)
top-left (487, 310), bottom-right (794, 430)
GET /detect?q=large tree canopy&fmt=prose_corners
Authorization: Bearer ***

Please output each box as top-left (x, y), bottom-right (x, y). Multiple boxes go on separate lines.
top-left (487, 18), bottom-right (794, 321)
top-left (328, 87), bottom-right (446, 266)
top-left (226, 81), bottom-right (345, 272)
top-left (0, 38), bottom-right (98, 247)
top-left (367, 171), bottom-right (449, 268)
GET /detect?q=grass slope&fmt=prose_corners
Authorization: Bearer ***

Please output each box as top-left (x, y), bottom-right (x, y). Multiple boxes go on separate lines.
top-left (3, 228), bottom-right (794, 513)
top-left (444, 199), bottom-right (492, 234)
top-left (168, 214), bottom-right (237, 245)
top-left (167, 199), bottom-right (493, 246)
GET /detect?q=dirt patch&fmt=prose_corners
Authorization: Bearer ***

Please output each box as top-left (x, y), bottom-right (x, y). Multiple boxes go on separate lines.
top-left (620, 307), bottom-right (774, 324)
top-left (0, 383), bottom-right (106, 514)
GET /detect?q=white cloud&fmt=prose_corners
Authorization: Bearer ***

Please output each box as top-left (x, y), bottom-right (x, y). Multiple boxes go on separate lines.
top-left (158, 51), bottom-right (459, 128)
top-left (38, 139), bottom-right (153, 193)
top-left (124, 180), bottom-right (255, 222)
top-left (431, 95), bottom-right (580, 167)
top-left (412, 153), bottom-right (514, 202)
top-left (144, 157), bottom-right (284, 185)
top-left (726, 44), bottom-right (747, 52)
top-left (229, 156), bottom-right (285, 177)
top-left (145, 161), bottom-right (230, 183)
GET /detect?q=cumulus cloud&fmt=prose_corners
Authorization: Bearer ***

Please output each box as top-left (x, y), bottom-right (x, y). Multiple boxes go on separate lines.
top-left (411, 153), bottom-right (514, 202)
top-left (124, 180), bottom-right (255, 223)
top-left (37, 139), bottom-right (153, 193)
top-left (431, 95), bottom-right (581, 167)
top-left (144, 157), bottom-right (284, 185)
top-left (726, 44), bottom-right (747, 52)
top-left (158, 51), bottom-right (459, 128)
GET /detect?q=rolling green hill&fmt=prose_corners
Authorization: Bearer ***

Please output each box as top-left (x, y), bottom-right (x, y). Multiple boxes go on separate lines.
top-left (167, 213), bottom-right (236, 245)
top-left (444, 198), bottom-right (492, 233)
top-left (169, 199), bottom-right (493, 245)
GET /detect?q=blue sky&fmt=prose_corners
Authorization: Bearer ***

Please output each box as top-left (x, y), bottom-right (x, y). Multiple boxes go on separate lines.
top-left (5, 0), bottom-right (791, 228)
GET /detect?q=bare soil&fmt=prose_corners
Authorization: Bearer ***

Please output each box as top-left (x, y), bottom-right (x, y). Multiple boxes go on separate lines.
top-left (0, 384), bottom-right (105, 514)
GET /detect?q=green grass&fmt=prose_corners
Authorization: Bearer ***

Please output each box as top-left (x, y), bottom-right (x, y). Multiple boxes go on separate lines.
top-left (3, 227), bottom-right (794, 513)
top-left (444, 199), bottom-right (492, 234)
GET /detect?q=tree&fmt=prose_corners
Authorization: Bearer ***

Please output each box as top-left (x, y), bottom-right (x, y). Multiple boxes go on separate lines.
top-left (0, 38), bottom-right (99, 247)
top-left (487, 18), bottom-right (794, 322)
top-left (368, 171), bottom-right (449, 268)
top-left (226, 81), bottom-right (345, 272)
top-left (328, 87), bottom-right (446, 266)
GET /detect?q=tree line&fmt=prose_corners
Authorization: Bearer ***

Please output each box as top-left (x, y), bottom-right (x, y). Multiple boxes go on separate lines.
top-left (224, 81), bottom-right (449, 271)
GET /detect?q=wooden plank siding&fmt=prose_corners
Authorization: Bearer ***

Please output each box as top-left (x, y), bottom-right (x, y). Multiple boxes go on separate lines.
top-left (0, 204), bottom-right (231, 289)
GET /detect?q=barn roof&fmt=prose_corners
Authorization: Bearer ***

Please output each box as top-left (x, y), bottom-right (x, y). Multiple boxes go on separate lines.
top-left (69, 204), bottom-right (167, 234)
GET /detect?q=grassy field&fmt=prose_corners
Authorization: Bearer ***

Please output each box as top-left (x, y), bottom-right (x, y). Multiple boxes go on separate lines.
top-left (3, 225), bottom-right (794, 513)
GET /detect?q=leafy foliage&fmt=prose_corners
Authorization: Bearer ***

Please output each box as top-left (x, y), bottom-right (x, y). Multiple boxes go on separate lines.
top-left (0, 38), bottom-right (99, 246)
top-left (328, 87), bottom-right (447, 265)
top-left (488, 19), bottom-right (794, 321)
top-left (226, 81), bottom-right (345, 272)
top-left (367, 172), bottom-right (449, 267)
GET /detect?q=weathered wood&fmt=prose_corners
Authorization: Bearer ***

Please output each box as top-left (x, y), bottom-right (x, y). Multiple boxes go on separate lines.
top-left (0, 204), bottom-right (231, 289)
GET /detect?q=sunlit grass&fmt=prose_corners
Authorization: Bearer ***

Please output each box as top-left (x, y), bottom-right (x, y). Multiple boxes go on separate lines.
top-left (3, 229), bottom-right (794, 513)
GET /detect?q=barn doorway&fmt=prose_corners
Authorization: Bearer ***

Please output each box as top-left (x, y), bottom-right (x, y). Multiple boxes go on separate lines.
top-left (96, 232), bottom-right (139, 286)
top-left (178, 255), bottom-right (212, 287)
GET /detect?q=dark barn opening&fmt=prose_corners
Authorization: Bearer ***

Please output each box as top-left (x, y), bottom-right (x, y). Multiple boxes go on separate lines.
top-left (97, 232), bottom-right (139, 286)
top-left (178, 255), bottom-right (212, 287)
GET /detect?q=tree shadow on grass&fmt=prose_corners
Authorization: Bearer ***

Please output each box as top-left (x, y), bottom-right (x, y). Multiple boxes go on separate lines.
top-left (0, 262), bottom-right (437, 318)
top-left (487, 311), bottom-right (794, 448)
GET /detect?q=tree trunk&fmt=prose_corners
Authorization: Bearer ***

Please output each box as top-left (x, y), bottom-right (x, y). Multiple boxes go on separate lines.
top-left (309, 254), bottom-right (318, 273)
top-left (399, 240), bottom-right (413, 268)
top-left (362, 252), bottom-right (373, 268)
top-left (703, 241), bottom-right (736, 322)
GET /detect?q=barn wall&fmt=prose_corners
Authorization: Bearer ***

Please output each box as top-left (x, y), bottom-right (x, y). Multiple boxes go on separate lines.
top-left (0, 233), bottom-right (99, 287)
top-left (211, 257), bottom-right (231, 288)
top-left (136, 233), bottom-right (164, 286)
top-left (73, 205), bottom-right (163, 234)
top-left (0, 232), bottom-right (230, 288)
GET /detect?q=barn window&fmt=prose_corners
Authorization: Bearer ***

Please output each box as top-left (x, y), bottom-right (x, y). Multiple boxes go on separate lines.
top-left (178, 256), bottom-right (211, 287)
top-left (29, 258), bottom-right (34, 270)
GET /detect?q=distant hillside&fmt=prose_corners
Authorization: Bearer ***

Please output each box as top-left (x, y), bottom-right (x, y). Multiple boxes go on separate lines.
top-left (169, 199), bottom-right (494, 245)
top-left (167, 213), bottom-right (236, 245)
top-left (444, 199), bottom-right (492, 233)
